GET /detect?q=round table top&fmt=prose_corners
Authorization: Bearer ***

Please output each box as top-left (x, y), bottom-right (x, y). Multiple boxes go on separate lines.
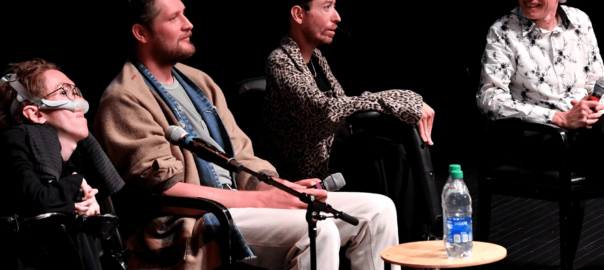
top-left (381, 240), bottom-right (507, 268)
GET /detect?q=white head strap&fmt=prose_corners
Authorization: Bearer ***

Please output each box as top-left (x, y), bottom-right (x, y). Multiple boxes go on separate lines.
top-left (0, 73), bottom-right (89, 117)
top-left (0, 73), bottom-right (41, 117)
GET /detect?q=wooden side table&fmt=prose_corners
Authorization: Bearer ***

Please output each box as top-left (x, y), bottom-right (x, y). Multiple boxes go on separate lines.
top-left (381, 240), bottom-right (507, 269)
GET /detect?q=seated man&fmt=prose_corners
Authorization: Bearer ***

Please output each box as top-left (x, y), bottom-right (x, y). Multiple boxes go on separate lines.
top-left (94, 0), bottom-right (399, 269)
top-left (260, 0), bottom-right (435, 241)
top-left (477, 0), bottom-right (604, 174)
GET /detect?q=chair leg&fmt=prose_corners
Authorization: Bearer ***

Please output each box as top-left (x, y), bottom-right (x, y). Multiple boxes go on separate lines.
top-left (559, 199), bottom-right (569, 270)
top-left (559, 199), bottom-right (584, 270)
top-left (477, 179), bottom-right (492, 241)
top-left (567, 200), bottom-right (585, 270)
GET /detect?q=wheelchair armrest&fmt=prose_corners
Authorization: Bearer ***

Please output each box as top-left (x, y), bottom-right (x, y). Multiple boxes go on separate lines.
top-left (1, 212), bottom-right (68, 233)
top-left (22, 212), bottom-right (68, 224)
top-left (146, 194), bottom-right (233, 268)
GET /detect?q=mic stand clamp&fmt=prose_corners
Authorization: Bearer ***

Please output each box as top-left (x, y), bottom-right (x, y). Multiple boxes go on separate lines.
top-left (306, 195), bottom-right (318, 270)
top-left (304, 194), bottom-right (329, 270)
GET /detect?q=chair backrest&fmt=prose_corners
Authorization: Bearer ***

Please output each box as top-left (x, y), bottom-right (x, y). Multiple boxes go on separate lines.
top-left (237, 76), bottom-right (266, 95)
top-left (232, 76), bottom-right (267, 153)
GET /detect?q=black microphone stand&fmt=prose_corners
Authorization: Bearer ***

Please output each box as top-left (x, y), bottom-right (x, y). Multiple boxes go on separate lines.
top-left (239, 165), bottom-right (358, 270)
top-left (186, 138), bottom-right (359, 270)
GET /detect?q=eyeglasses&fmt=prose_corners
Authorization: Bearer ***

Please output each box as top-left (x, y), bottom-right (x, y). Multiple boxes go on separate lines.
top-left (44, 83), bottom-right (83, 100)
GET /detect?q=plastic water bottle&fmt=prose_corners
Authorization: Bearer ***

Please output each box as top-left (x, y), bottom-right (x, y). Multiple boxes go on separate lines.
top-left (442, 169), bottom-right (473, 258)
top-left (442, 164), bottom-right (461, 244)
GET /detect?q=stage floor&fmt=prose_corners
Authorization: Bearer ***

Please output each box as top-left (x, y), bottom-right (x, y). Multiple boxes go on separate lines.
top-left (442, 165), bottom-right (604, 270)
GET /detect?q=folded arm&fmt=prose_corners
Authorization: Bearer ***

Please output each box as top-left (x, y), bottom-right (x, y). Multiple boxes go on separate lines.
top-left (1, 129), bottom-right (82, 215)
top-left (266, 54), bottom-right (424, 130)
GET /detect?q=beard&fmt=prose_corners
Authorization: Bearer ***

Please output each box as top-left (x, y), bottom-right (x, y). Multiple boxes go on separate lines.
top-left (151, 33), bottom-right (196, 66)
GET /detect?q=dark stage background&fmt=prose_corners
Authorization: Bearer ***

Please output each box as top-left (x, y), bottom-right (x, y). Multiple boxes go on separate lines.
top-left (1, 0), bottom-right (602, 167)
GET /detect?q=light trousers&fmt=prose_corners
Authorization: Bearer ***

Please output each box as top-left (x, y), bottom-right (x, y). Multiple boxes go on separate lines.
top-left (230, 192), bottom-right (400, 270)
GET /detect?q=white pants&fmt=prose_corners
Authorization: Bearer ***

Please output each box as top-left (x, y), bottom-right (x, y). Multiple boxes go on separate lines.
top-left (230, 192), bottom-right (400, 270)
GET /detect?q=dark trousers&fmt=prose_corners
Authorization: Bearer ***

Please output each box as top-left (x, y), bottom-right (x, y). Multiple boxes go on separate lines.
top-left (570, 117), bottom-right (604, 178)
top-left (329, 123), bottom-right (429, 243)
top-left (491, 116), bottom-right (604, 180)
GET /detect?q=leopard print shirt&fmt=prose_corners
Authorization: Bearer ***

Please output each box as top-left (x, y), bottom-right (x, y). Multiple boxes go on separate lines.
top-left (259, 37), bottom-right (424, 180)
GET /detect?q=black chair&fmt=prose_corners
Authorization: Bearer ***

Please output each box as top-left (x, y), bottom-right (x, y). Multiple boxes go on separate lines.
top-left (477, 119), bottom-right (604, 270)
top-left (346, 111), bottom-right (442, 239)
top-left (233, 76), bottom-right (267, 154)
top-left (233, 76), bottom-right (442, 238)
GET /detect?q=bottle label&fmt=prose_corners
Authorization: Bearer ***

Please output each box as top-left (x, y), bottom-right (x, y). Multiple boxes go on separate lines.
top-left (446, 216), bottom-right (472, 243)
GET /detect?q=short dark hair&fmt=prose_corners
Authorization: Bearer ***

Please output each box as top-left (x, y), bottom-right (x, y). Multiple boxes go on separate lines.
top-left (283, 0), bottom-right (312, 33)
top-left (290, 0), bottom-right (312, 8)
top-left (128, 0), bottom-right (161, 30)
top-left (286, 0), bottom-right (312, 13)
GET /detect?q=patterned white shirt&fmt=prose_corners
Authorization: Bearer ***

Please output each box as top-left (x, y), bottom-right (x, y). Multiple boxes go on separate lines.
top-left (477, 5), bottom-right (604, 124)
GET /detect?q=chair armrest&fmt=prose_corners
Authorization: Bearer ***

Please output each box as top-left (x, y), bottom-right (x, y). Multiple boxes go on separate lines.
top-left (146, 194), bottom-right (233, 268)
top-left (347, 110), bottom-right (383, 122)
top-left (485, 119), bottom-right (574, 190)
top-left (346, 111), bottom-right (401, 132)
top-left (346, 110), bottom-right (443, 237)
top-left (403, 124), bottom-right (442, 237)
top-left (488, 119), bottom-right (570, 152)
top-left (514, 120), bottom-right (568, 138)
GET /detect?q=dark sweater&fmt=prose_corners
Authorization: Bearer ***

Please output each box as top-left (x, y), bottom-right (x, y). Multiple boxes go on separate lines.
top-left (0, 124), bottom-right (124, 218)
top-left (0, 124), bottom-right (125, 270)
top-left (0, 126), bottom-right (82, 217)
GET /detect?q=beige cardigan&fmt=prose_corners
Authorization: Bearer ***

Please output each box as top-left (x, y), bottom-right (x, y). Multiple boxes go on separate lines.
top-left (94, 61), bottom-right (275, 269)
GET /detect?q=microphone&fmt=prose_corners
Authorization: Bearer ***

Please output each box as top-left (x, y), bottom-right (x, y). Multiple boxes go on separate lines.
top-left (591, 79), bottom-right (604, 102)
top-left (590, 79), bottom-right (604, 112)
top-left (309, 173), bottom-right (346, 191)
top-left (336, 26), bottom-right (352, 38)
top-left (166, 126), bottom-right (243, 173)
